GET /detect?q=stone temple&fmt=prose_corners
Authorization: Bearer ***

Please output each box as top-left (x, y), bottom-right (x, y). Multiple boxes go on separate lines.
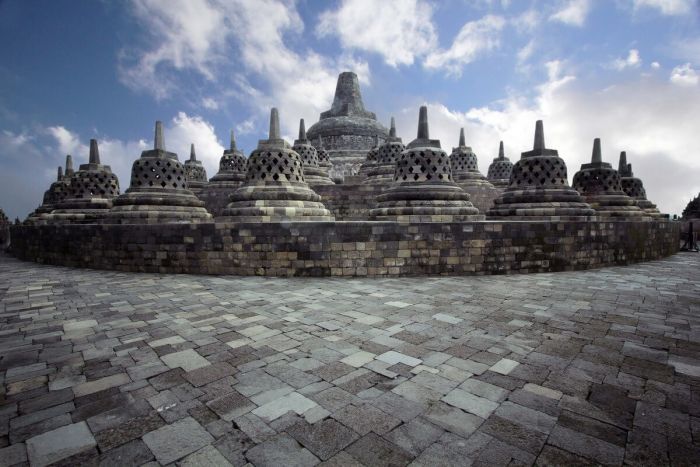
top-left (307, 72), bottom-right (389, 178)
top-left (6, 70), bottom-right (678, 278)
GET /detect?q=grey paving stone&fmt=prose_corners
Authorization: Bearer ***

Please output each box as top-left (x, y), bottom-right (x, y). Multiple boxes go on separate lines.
top-left (287, 418), bottom-right (359, 460)
top-left (0, 442), bottom-right (27, 467)
top-left (345, 432), bottom-right (414, 467)
top-left (423, 401), bottom-right (484, 438)
top-left (26, 421), bottom-right (96, 467)
top-left (97, 439), bottom-right (154, 467)
top-left (245, 434), bottom-right (319, 467)
top-left (142, 417), bottom-right (214, 465)
top-left (548, 424), bottom-right (625, 465)
top-left (331, 402), bottom-right (401, 435)
top-left (383, 417), bottom-right (444, 457)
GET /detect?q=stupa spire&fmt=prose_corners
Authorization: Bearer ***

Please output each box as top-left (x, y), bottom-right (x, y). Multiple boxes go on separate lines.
top-left (57, 166), bottom-right (63, 180)
top-left (533, 120), bottom-right (545, 150)
top-left (498, 141), bottom-right (505, 160)
top-left (459, 128), bottom-right (466, 147)
top-left (389, 117), bottom-right (396, 138)
top-left (320, 71), bottom-right (374, 119)
top-left (154, 121), bottom-right (164, 150)
top-left (89, 139), bottom-right (100, 164)
top-left (591, 138), bottom-right (602, 163)
top-left (190, 143), bottom-right (196, 161)
top-left (229, 130), bottom-right (236, 150)
top-left (65, 155), bottom-right (74, 176)
top-left (618, 151), bottom-right (628, 174)
top-left (269, 108), bottom-right (280, 140)
top-left (417, 106), bottom-right (429, 140)
top-left (298, 118), bottom-right (307, 141)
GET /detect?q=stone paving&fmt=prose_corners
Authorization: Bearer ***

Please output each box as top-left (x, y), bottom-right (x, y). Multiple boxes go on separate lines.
top-left (0, 252), bottom-right (699, 466)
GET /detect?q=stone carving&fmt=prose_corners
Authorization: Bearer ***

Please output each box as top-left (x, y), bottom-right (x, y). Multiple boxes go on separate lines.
top-left (315, 136), bottom-right (333, 180)
top-left (307, 72), bottom-right (388, 177)
top-left (365, 117), bottom-right (405, 185)
top-left (488, 120), bottom-right (595, 219)
top-left (618, 151), bottom-right (663, 218)
top-left (184, 143), bottom-right (208, 195)
top-left (292, 119), bottom-right (334, 185)
top-left (106, 121), bottom-right (212, 224)
top-left (28, 158), bottom-right (72, 221)
top-left (450, 129), bottom-right (492, 186)
top-left (487, 141), bottom-right (513, 188)
top-left (371, 106), bottom-right (482, 222)
top-left (221, 108), bottom-right (333, 222)
top-left (682, 193), bottom-right (700, 219)
top-left (358, 135), bottom-right (379, 179)
top-left (199, 130), bottom-right (247, 216)
top-left (572, 139), bottom-right (647, 219)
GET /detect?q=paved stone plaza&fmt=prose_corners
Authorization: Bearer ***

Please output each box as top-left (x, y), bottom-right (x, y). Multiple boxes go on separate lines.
top-left (0, 253), bottom-right (699, 466)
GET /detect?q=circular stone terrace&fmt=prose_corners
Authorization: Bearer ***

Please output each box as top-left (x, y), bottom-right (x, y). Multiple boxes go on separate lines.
top-left (0, 253), bottom-right (698, 465)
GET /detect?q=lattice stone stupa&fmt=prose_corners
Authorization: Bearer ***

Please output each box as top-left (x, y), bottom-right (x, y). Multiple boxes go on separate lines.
top-left (106, 121), bottom-right (212, 224)
top-left (618, 151), bottom-right (664, 218)
top-left (371, 106), bottom-right (482, 222)
top-left (487, 141), bottom-right (513, 188)
top-left (183, 143), bottom-right (208, 195)
top-left (292, 119), bottom-right (333, 186)
top-left (488, 120), bottom-right (595, 219)
top-left (199, 130), bottom-right (247, 216)
top-left (221, 108), bottom-right (333, 222)
top-left (365, 117), bottom-right (404, 185)
top-left (572, 139), bottom-right (647, 219)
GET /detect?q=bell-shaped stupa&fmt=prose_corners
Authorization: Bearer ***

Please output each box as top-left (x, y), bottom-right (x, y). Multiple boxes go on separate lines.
top-left (488, 120), bottom-right (595, 219)
top-left (572, 139), bottom-right (647, 219)
top-left (618, 151), bottom-right (663, 217)
top-left (106, 121), bottom-right (211, 224)
top-left (199, 130), bottom-right (247, 216)
top-left (682, 193), bottom-right (700, 220)
top-left (358, 135), bottom-right (379, 179)
top-left (307, 72), bottom-right (388, 176)
top-left (314, 137), bottom-right (333, 180)
top-left (487, 141), bottom-right (513, 188)
top-left (27, 160), bottom-right (72, 222)
top-left (292, 119), bottom-right (333, 185)
top-left (370, 106), bottom-right (482, 222)
top-left (45, 139), bottom-right (120, 223)
top-left (184, 143), bottom-right (208, 194)
top-left (221, 108), bottom-right (333, 222)
top-left (450, 128), bottom-right (494, 188)
top-left (365, 117), bottom-right (405, 185)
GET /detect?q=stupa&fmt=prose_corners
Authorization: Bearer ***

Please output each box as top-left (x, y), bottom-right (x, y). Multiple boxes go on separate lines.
top-left (488, 121), bottom-right (595, 219)
top-left (184, 143), bottom-right (208, 195)
top-left (370, 106), bottom-right (482, 222)
top-left (617, 152), bottom-right (663, 218)
top-left (221, 108), bottom-right (333, 222)
top-left (450, 128), bottom-right (493, 187)
top-left (358, 135), bottom-right (379, 179)
top-left (572, 139), bottom-right (647, 219)
top-left (307, 72), bottom-right (388, 176)
top-left (28, 163), bottom-right (70, 221)
top-left (45, 139), bottom-right (120, 223)
top-left (682, 193), bottom-right (700, 220)
top-left (199, 130), bottom-right (247, 216)
top-left (315, 137), bottom-right (333, 180)
top-left (292, 119), bottom-right (333, 185)
top-left (365, 117), bottom-right (404, 185)
top-left (106, 121), bottom-right (212, 224)
top-left (487, 141), bottom-right (513, 188)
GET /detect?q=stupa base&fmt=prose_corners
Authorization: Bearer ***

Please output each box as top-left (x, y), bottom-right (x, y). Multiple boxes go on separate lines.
top-left (585, 194), bottom-right (650, 219)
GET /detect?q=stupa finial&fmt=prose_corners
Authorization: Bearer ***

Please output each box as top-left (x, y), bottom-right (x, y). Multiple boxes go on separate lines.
top-left (154, 121), bottom-right (164, 150)
top-left (498, 141), bottom-right (505, 160)
top-left (618, 151), bottom-right (628, 173)
top-left (389, 117), bottom-right (396, 138)
top-left (230, 129), bottom-right (236, 150)
top-left (591, 138), bottom-right (602, 163)
top-left (89, 139), bottom-right (100, 164)
top-left (298, 118), bottom-right (306, 141)
top-left (57, 166), bottom-right (63, 181)
top-left (533, 120), bottom-right (545, 150)
top-left (269, 108), bottom-right (280, 139)
top-left (65, 155), bottom-right (74, 175)
top-left (459, 128), bottom-right (466, 147)
top-left (417, 106), bottom-right (429, 140)
top-left (190, 143), bottom-right (196, 161)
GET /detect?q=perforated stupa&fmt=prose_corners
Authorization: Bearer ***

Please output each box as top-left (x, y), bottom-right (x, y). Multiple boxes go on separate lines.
top-left (199, 130), bottom-right (247, 216)
top-left (371, 106), bottom-right (482, 222)
top-left (365, 117), bottom-right (404, 185)
top-left (358, 135), bottom-right (379, 179)
top-left (106, 121), bottom-right (211, 224)
top-left (450, 128), bottom-right (494, 188)
top-left (292, 119), bottom-right (333, 185)
top-left (488, 120), bottom-right (595, 219)
top-left (184, 143), bottom-right (208, 194)
top-left (572, 139), bottom-right (646, 218)
top-left (487, 141), bottom-right (513, 187)
top-left (221, 108), bottom-right (333, 222)
top-left (28, 159), bottom-right (71, 221)
top-left (618, 151), bottom-right (663, 218)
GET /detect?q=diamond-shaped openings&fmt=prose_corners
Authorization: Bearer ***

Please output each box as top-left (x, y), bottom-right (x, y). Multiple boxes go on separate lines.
top-left (572, 168), bottom-right (623, 195)
top-left (292, 145), bottom-right (320, 168)
top-left (621, 177), bottom-right (647, 199)
top-left (185, 164), bottom-right (207, 183)
top-left (450, 150), bottom-right (479, 173)
top-left (130, 158), bottom-right (187, 190)
top-left (488, 160), bottom-right (513, 180)
top-left (246, 150), bottom-right (305, 183)
top-left (68, 172), bottom-right (120, 199)
top-left (220, 154), bottom-right (247, 173)
top-left (509, 156), bottom-right (568, 188)
top-left (377, 142), bottom-right (405, 165)
top-left (394, 149), bottom-right (452, 183)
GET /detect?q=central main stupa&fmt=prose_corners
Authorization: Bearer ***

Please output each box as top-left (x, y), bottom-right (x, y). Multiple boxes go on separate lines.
top-left (307, 72), bottom-right (389, 178)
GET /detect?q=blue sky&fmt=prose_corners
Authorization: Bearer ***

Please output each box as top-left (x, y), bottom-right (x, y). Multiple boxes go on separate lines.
top-left (1, 0), bottom-right (699, 219)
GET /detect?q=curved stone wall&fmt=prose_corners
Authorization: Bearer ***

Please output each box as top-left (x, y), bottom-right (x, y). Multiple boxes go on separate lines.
top-left (9, 219), bottom-right (678, 277)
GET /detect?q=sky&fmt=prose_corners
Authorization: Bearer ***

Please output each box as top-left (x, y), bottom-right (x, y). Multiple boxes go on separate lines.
top-left (0, 0), bottom-right (699, 219)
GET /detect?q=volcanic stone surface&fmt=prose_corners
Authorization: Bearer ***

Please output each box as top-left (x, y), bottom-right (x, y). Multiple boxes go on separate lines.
top-left (292, 119), bottom-right (334, 186)
top-left (199, 130), bottom-right (248, 217)
top-left (365, 117), bottom-right (405, 185)
top-left (0, 252), bottom-right (699, 466)
top-left (183, 144), bottom-right (208, 195)
top-left (487, 141), bottom-right (514, 188)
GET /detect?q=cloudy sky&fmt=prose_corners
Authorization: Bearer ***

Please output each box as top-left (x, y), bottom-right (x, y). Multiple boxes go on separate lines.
top-left (1, 0), bottom-right (699, 219)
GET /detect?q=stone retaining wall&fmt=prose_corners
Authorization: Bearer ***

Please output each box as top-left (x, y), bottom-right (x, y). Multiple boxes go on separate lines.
top-left (9, 219), bottom-right (679, 277)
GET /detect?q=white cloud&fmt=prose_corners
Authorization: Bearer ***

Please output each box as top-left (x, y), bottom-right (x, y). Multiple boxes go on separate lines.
top-left (394, 61), bottom-right (700, 217)
top-left (613, 49), bottom-right (642, 70)
top-left (316, 0), bottom-right (437, 67)
top-left (549, 0), bottom-right (593, 27)
top-left (517, 40), bottom-right (536, 65)
top-left (633, 0), bottom-right (694, 15)
top-left (424, 15), bottom-right (506, 75)
top-left (201, 97), bottom-right (219, 110)
top-left (47, 126), bottom-right (87, 158)
top-left (651, 61), bottom-right (661, 69)
top-left (670, 63), bottom-right (699, 86)
top-left (235, 118), bottom-right (256, 136)
top-left (512, 9), bottom-right (540, 33)
top-left (163, 112), bottom-right (225, 176)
